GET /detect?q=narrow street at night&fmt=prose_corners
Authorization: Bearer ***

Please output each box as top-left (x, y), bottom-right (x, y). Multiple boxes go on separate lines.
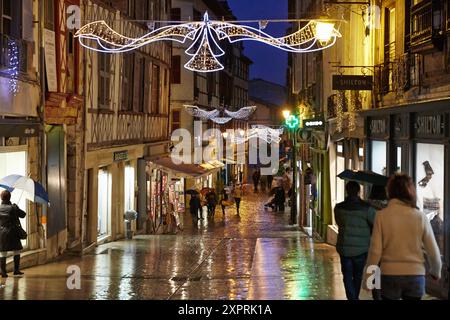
top-left (0, 193), bottom-right (366, 300)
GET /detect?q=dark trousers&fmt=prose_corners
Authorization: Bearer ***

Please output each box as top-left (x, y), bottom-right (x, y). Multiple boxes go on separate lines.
top-left (339, 253), bottom-right (367, 300)
top-left (253, 181), bottom-right (258, 192)
top-left (235, 197), bottom-right (241, 214)
top-left (207, 204), bottom-right (216, 217)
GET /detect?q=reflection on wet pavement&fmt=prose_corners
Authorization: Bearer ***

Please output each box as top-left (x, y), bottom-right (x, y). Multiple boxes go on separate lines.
top-left (0, 192), bottom-right (371, 300)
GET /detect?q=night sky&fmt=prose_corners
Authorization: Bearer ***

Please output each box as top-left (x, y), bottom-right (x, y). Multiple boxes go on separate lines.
top-left (227, 0), bottom-right (289, 87)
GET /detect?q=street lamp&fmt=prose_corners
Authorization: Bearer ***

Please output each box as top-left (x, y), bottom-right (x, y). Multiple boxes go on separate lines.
top-left (282, 110), bottom-right (291, 120)
top-left (284, 112), bottom-right (300, 225)
top-left (315, 21), bottom-right (335, 43)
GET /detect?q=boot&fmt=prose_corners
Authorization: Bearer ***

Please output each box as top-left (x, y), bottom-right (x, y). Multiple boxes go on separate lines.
top-left (13, 255), bottom-right (24, 276)
top-left (0, 257), bottom-right (7, 278)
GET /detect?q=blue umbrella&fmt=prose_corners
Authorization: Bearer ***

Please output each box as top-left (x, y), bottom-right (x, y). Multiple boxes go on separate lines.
top-left (0, 174), bottom-right (49, 205)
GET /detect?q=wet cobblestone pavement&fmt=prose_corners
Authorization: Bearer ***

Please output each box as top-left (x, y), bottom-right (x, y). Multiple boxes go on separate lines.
top-left (0, 192), bottom-right (373, 300)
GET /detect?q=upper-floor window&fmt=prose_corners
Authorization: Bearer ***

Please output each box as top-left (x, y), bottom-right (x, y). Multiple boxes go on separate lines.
top-left (1, 0), bottom-right (21, 37)
top-left (172, 110), bottom-right (180, 132)
top-left (171, 7), bottom-right (181, 21)
top-left (121, 53), bottom-right (134, 111)
top-left (171, 55), bottom-right (181, 84)
top-left (98, 53), bottom-right (111, 109)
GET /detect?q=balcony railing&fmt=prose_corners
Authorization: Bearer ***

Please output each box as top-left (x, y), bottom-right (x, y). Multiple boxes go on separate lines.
top-left (374, 53), bottom-right (421, 106)
top-left (0, 34), bottom-right (28, 74)
top-left (410, 0), bottom-right (444, 53)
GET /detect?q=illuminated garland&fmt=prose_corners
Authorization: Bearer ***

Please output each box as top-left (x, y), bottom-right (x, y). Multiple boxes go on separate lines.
top-left (8, 40), bottom-right (20, 95)
top-left (223, 125), bottom-right (284, 145)
top-left (348, 91), bottom-right (356, 132)
top-left (184, 105), bottom-right (257, 124)
top-left (336, 91), bottom-right (344, 133)
top-left (75, 12), bottom-right (342, 73)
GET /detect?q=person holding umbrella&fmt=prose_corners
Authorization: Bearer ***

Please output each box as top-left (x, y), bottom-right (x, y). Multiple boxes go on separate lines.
top-left (0, 190), bottom-right (26, 277)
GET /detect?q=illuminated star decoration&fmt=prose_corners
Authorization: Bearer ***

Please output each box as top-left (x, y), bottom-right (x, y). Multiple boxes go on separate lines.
top-left (8, 40), bottom-right (20, 95)
top-left (75, 12), bottom-right (342, 73)
top-left (184, 105), bottom-right (256, 124)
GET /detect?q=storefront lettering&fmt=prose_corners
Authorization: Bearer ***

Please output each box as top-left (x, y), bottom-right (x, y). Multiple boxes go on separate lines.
top-left (113, 150), bottom-right (128, 162)
top-left (415, 115), bottom-right (444, 136)
top-left (369, 119), bottom-right (386, 135)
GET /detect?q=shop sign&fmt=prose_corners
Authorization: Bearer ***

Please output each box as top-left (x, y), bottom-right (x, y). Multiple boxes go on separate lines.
top-left (113, 150), bottom-right (128, 162)
top-left (414, 114), bottom-right (445, 138)
top-left (303, 117), bottom-right (325, 130)
top-left (369, 118), bottom-right (388, 137)
top-left (0, 123), bottom-right (41, 137)
top-left (332, 75), bottom-right (373, 91)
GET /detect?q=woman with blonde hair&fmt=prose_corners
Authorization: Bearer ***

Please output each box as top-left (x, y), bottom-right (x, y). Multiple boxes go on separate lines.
top-left (364, 174), bottom-right (441, 300)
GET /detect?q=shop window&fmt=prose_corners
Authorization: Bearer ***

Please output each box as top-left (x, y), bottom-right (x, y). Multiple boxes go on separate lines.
top-left (0, 150), bottom-right (27, 247)
top-left (124, 164), bottom-right (135, 211)
top-left (396, 146), bottom-right (402, 172)
top-left (98, 168), bottom-right (112, 239)
top-left (415, 143), bottom-right (444, 254)
top-left (336, 142), bottom-right (345, 204)
top-left (371, 141), bottom-right (387, 175)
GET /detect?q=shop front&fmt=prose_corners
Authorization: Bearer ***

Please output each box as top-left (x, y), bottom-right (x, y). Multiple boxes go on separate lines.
top-left (84, 146), bottom-right (143, 248)
top-left (146, 157), bottom-right (223, 233)
top-left (0, 120), bottom-right (42, 255)
top-left (363, 101), bottom-right (450, 299)
top-left (327, 117), bottom-right (365, 244)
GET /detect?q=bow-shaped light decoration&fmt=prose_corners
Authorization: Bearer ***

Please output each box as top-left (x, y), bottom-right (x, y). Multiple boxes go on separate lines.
top-left (184, 105), bottom-right (256, 124)
top-left (75, 12), bottom-right (342, 73)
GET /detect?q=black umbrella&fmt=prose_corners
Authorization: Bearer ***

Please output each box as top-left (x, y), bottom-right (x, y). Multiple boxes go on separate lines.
top-left (185, 189), bottom-right (199, 195)
top-left (337, 169), bottom-right (389, 186)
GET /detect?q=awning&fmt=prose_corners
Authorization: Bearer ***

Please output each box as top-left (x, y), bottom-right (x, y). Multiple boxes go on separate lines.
top-left (149, 157), bottom-right (222, 179)
top-left (200, 160), bottom-right (225, 170)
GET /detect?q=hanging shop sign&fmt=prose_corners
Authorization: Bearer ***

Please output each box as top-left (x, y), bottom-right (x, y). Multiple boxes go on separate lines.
top-left (0, 122), bottom-right (41, 137)
top-left (413, 113), bottom-right (446, 139)
top-left (332, 75), bottom-right (373, 91)
top-left (367, 116), bottom-right (389, 139)
top-left (113, 150), bottom-right (129, 162)
top-left (303, 117), bottom-right (325, 130)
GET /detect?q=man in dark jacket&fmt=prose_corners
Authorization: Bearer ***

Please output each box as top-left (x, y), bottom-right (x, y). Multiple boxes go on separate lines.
top-left (206, 190), bottom-right (217, 219)
top-left (0, 190), bottom-right (26, 277)
top-left (189, 194), bottom-right (202, 222)
top-left (334, 181), bottom-right (376, 300)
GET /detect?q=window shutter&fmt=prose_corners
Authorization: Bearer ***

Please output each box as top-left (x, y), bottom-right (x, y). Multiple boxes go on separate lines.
top-left (132, 53), bottom-right (141, 112)
top-left (143, 58), bottom-right (151, 113)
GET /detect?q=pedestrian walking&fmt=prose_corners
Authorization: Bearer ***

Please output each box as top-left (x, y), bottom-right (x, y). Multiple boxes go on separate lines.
top-left (0, 190), bottom-right (26, 277)
top-left (366, 184), bottom-right (388, 300)
top-left (260, 175), bottom-right (267, 193)
top-left (252, 169), bottom-right (261, 193)
top-left (364, 174), bottom-right (442, 300)
top-left (206, 189), bottom-right (218, 219)
top-left (189, 194), bottom-right (202, 223)
top-left (232, 184), bottom-right (243, 215)
top-left (267, 175), bottom-right (273, 191)
top-left (334, 181), bottom-right (376, 300)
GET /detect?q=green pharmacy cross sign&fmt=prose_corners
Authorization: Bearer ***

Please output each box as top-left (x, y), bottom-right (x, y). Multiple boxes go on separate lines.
top-left (285, 115), bottom-right (300, 129)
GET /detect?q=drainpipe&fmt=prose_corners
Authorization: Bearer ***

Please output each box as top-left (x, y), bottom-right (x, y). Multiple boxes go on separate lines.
top-left (38, 0), bottom-right (47, 249)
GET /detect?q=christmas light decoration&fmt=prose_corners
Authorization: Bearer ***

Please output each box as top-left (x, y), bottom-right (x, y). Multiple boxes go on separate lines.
top-left (184, 105), bottom-right (257, 124)
top-left (348, 91), bottom-right (356, 132)
top-left (184, 105), bottom-right (220, 120)
top-left (8, 40), bottom-right (20, 95)
top-left (224, 106), bottom-right (257, 120)
top-left (336, 91), bottom-right (344, 133)
top-left (75, 12), bottom-right (342, 73)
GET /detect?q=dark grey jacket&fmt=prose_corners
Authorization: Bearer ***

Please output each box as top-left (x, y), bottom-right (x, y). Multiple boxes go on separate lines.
top-left (0, 201), bottom-right (26, 252)
top-left (334, 196), bottom-right (376, 257)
